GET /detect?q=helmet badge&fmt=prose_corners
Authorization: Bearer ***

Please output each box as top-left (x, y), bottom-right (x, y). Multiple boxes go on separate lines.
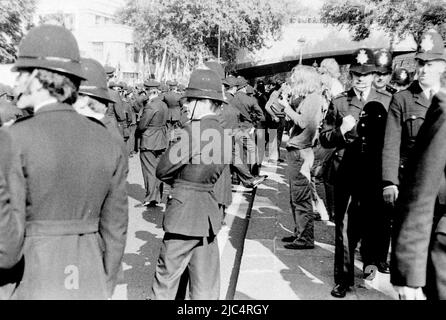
top-left (378, 53), bottom-right (388, 66)
top-left (400, 70), bottom-right (408, 80)
top-left (356, 50), bottom-right (369, 65)
top-left (420, 34), bottom-right (434, 52)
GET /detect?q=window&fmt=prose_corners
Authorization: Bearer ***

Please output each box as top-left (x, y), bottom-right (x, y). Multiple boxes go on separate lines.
top-left (126, 44), bottom-right (134, 63)
top-left (91, 42), bottom-right (104, 61)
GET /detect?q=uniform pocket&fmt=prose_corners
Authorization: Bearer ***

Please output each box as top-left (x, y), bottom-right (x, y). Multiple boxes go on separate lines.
top-left (402, 112), bottom-right (425, 140)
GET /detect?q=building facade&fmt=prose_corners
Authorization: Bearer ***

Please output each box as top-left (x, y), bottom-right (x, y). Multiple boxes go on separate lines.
top-left (34, 0), bottom-right (141, 84)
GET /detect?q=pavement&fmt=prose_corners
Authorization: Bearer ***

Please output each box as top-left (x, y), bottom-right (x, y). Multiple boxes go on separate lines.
top-left (111, 139), bottom-right (398, 300)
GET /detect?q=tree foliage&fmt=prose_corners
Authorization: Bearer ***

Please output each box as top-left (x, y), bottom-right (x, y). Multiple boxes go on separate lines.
top-left (0, 0), bottom-right (36, 63)
top-left (321, 0), bottom-right (446, 45)
top-left (117, 0), bottom-right (302, 70)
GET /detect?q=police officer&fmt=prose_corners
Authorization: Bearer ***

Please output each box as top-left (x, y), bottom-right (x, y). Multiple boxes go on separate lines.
top-left (138, 79), bottom-right (169, 207)
top-left (373, 48), bottom-right (395, 94)
top-left (320, 48), bottom-right (392, 298)
top-left (390, 67), bottom-right (412, 93)
top-left (105, 68), bottom-right (127, 140)
top-left (0, 24), bottom-right (128, 299)
top-left (382, 29), bottom-right (446, 231)
top-left (151, 67), bottom-right (228, 300)
top-left (163, 80), bottom-right (184, 144)
top-left (391, 84), bottom-right (446, 300)
top-left (73, 58), bottom-right (124, 149)
top-left (231, 77), bottom-right (265, 175)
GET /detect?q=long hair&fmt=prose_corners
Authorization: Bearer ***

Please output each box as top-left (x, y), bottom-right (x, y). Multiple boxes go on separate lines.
top-left (289, 65), bottom-right (322, 98)
top-left (319, 58), bottom-right (341, 79)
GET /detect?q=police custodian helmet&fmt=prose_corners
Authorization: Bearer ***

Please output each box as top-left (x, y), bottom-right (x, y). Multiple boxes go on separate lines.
top-left (79, 58), bottom-right (115, 104)
top-left (184, 67), bottom-right (227, 104)
top-left (12, 25), bottom-right (85, 80)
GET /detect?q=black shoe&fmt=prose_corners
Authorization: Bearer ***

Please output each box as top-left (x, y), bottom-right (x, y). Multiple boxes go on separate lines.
top-left (284, 241), bottom-right (315, 250)
top-left (245, 175), bottom-right (267, 188)
top-left (331, 284), bottom-right (349, 298)
top-left (281, 235), bottom-right (297, 243)
top-left (377, 262), bottom-right (390, 274)
top-left (143, 200), bottom-right (158, 207)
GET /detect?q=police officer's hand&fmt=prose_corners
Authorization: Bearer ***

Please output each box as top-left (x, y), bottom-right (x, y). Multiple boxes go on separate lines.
top-left (383, 185), bottom-right (399, 206)
top-left (340, 115), bottom-right (356, 135)
top-left (393, 286), bottom-right (426, 300)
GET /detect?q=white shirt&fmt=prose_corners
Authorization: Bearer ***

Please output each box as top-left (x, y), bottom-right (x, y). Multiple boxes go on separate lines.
top-left (34, 98), bottom-right (58, 113)
top-left (419, 82), bottom-right (440, 99)
top-left (353, 87), bottom-right (371, 102)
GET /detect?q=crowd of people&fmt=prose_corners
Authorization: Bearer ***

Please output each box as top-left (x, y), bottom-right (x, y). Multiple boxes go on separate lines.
top-left (1, 22), bottom-right (446, 301)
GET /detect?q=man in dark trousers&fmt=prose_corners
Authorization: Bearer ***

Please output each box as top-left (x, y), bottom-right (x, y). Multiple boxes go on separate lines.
top-left (0, 24), bottom-right (128, 300)
top-left (163, 80), bottom-right (183, 144)
top-left (382, 29), bottom-right (446, 275)
top-left (151, 66), bottom-right (228, 300)
top-left (320, 48), bottom-right (391, 298)
top-left (138, 80), bottom-right (169, 207)
top-left (391, 82), bottom-right (446, 300)
top-left (105, 68), bottom-right (127, 140)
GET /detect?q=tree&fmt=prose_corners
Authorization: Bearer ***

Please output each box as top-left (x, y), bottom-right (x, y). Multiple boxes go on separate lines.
top-left (0, 0), bottom-right (36, 63)
top-left (117, 0), bottom-right (302, 73)
top-left (320, 0), bottom-right (446, 46)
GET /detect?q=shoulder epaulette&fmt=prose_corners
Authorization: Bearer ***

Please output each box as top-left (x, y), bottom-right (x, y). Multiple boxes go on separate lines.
top-left (377, 88), bottom-right (393, 97)
top-left (332, 91), bottom-right (348, 100)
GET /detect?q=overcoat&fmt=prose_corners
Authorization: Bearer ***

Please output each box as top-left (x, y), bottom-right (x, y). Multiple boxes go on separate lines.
top-left (391, 90), bottom-right (446, 299)
top-left (2, 103), bottom-right (128, 300)
top-left (138, 97), bottom-right (169, 151)
top-left (156, 115), bottom-right (227, 237)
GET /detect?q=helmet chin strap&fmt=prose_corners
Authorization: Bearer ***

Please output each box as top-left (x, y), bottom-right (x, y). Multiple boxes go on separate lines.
top-left (190, 100), bottom-right (198, 121)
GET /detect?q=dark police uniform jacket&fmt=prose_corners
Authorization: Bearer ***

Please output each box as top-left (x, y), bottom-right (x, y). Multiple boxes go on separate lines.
top-left (138, 97), bottom-right (169, 151)
top-left (1, 103), bottom-right (128, 299)
top-left (163, 91), bottom-right (183, 123)
top-left (107, 89), bottom-right (127, 137)
top-left (231, 91), bottom-right (265, 129)
top-left (156, 115), bottom-right (227, 237)
top-left (382, 81), bottom-right (433, 187)
top-left (320, 87), bottom-right (391, 191)
top-left (391, 90), bottom-right (446, 297)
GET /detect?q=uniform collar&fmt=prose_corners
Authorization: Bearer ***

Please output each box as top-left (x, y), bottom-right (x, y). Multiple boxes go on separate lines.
top-left (34, 98), bottom-right (58, 113)
top-left (34, 102), bottom-right (75, 114)
top-left (353, 87), bottom-right (371, 101)
top-left (419, 82), bottom-right (440, 99)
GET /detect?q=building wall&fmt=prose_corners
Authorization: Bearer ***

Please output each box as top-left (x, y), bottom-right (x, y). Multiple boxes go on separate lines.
top-left (34, 0), bottom-right (140, 84)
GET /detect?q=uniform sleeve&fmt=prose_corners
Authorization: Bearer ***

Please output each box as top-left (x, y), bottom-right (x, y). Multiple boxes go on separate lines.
top-left (382, 95), bottom-right (403, 186)
top-left (138, 104), bottom-right (156, 131)
top-left (319, 100), bottom-right (347, 149)
top-left (156, 126), bottom-right (197, 184)
top-left (250, 98), bottom-right (265, 124)
top-left (0, 130), bottom-right (25, 269)
top-left (99, 145), bottom-right (129, 297)
top-left (391, 94), bottom-right (446, 287)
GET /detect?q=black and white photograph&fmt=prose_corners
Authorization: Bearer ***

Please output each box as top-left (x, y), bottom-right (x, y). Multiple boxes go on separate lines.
top-left (0, 0), bottom-right (446, 309)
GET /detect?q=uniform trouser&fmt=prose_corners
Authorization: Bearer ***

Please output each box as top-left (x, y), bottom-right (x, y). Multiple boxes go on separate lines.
top-left (361, 202), bottom-right (392, 266)
top-left (151, 233), bottom-right (220, 300)
top-left (127, 125), bottom-right (137, 155)
top-left (231, 131), bottom-right (256, 186)
top-left (287, 148), bottom-right (315, 245)
top-left (234, 128), bottom-right (257, 173)
top-left (140, 149), bottom-right (165, 203)
top-left (333, 186), bottom-right (385, 285)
